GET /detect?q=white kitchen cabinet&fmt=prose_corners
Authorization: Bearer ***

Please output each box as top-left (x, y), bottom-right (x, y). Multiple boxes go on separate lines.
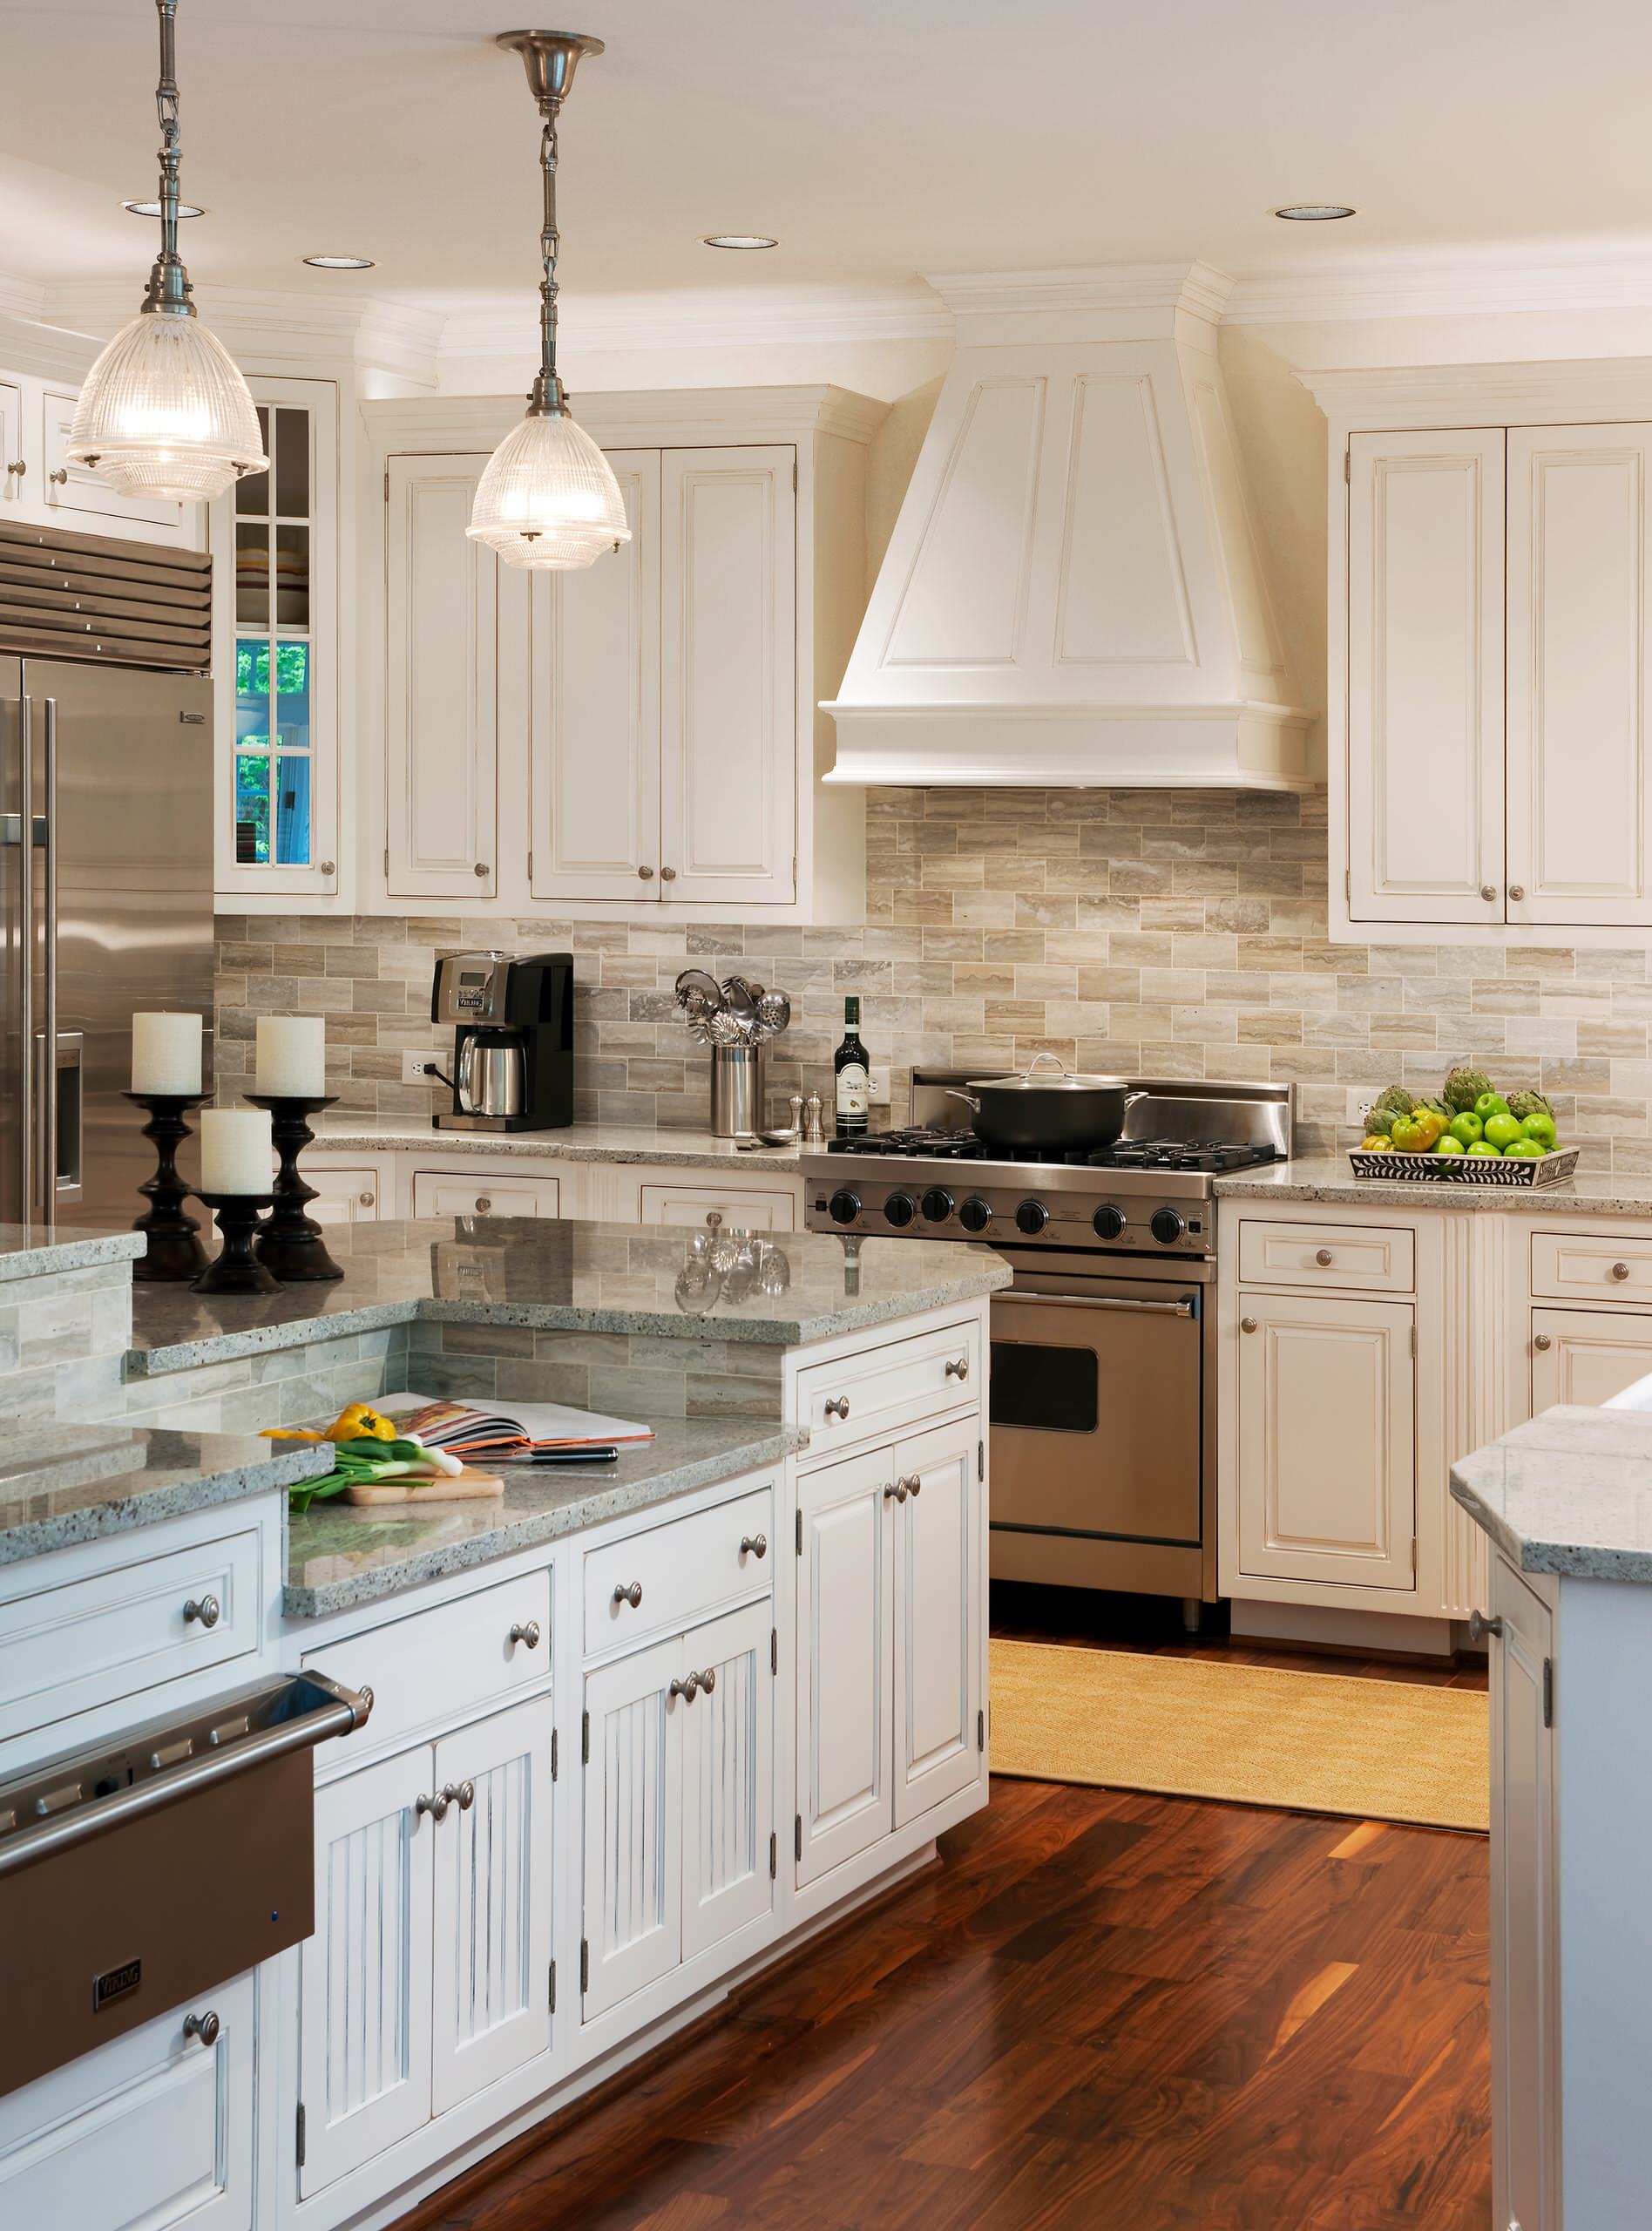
top-left (41, 385), bottom-right (186, 536)
top-left (892, 1416), bottom-right (982, 1828)
top-left (680, 1600), bottom-right (777, 1963)
top-left (1234, 1289), bottom-right (1417, 1592)
top-left (637, 1181), bottom-right (797, 1233)
top-left (410, 1169), bottom-right (560, 1219)
top-left (1530, 1305), bottom-right (1652, 1411)
top-left (384, 453), bottom-right (498, 902)
top-left (305, 1164), bottom-right (383, 1226)
top-left (0, 383), bottom-right (22, 507)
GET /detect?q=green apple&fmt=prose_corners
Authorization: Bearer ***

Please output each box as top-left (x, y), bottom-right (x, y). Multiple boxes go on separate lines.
top-left (1466, 1139), bottom-right (1502, 1156)
top-left (1474, 1092), bottom-right (1511, 1121)
top-left (1434, 1134), bottom-right (1466, 1154)
top-left (1448, 1111), bottom-right (1484, 1146)
top-left (1483, 1111), bottom-right (1524, 1149)
top-left (1503, 1137), bottom-right (1546, 1158)
top-left (1521, 1111), bottom-right (1558, 1148)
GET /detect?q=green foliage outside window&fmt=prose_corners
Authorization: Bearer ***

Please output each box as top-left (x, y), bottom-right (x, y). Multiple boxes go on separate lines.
top-left (235, 641), bottom-right (308, 696)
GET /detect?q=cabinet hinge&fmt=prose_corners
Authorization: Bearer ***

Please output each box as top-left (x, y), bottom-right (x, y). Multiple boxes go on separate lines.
top-left (769, 1829), bottom-right (777, 1880)
top-left (791, 458), bottom-right (798, 493)
top-left (548, 1959), bottom-right (557, 2013)
top-left (771, 1624), bottom-right (778, 1676)
top-left (579, 1938), bottom-right (589, 1994)
top-left (1410, 1326), bottom-right (1417, 1359)
top-left (383, 467), bottom-right (390, 501)
top-left (795, 1812), bottom-right (802, 1861)
top-left (1344, 446), bottom-right (1351, 484)
top-left (977, 1707), bottom-right (985, 1753)
top-left (383, 845), bottom-right (389, 878)
top-left (295, 2102), bottom-right (306, 2169)
top-left (551, 1726), bottom-right (559, 1782)
top-left (1543, 1657), bottom-right (1554, 1727)
top-left (796, 1509), bottom-right (803, 1557)
top-left (527, 850), bottom-right (534, 880)
top-left (581, 1709), bottom-right (590, 1766)
top-left (978, 1439), bottom-right (985, 1482)
top-left (1344, 867), bottom-right (1351, 904)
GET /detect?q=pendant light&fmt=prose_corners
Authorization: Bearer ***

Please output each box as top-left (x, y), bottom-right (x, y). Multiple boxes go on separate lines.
top-left (67, 1), bottom-right (265, 505)
top-left (468, 31), bottom-right (630, 572)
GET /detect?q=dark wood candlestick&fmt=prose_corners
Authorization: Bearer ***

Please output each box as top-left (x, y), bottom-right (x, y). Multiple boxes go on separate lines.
top-left (193, 1192), bottom-right (281, 1296)
top-left (247, 1092), bottom-right (343, 1282)
top-left (122, 1089), bottom-right (211, 1283)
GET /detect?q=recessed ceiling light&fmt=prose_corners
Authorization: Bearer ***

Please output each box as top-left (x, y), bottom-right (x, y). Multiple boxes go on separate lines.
top-left (122, 197), bottom-right (203, 218)
top-left (1272, 204), bottom-right (1356, 222)
top-left (701, 234), bottom-right (778, 251)
top-left (301, 253), bottom-right (376, 270)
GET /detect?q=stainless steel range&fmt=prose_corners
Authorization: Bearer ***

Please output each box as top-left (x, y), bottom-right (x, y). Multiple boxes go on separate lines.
top-left (802, 1073), bottom-right (1293, 1615)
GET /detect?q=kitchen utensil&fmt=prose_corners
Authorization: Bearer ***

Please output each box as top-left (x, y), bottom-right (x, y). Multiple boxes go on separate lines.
top-left (710, 1042), bottom-right (768, 1138)
top-left (675, 967), bottom-right (724, 1011)
top-left (803, 1093), bottom-right (824, 1144)
top-left (948, 1052), bottom-right (1144, 1155)
top-left (342, 1467), bottom-right (505, 1504)
top-left (721, 975), bottom-right (759, 1025)
top-left (735, 1126), bottom-right (801, 1149)
top-left (756, 989), bottom-right (790, 1035)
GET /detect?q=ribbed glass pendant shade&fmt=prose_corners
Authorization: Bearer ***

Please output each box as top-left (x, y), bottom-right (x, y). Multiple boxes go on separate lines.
top-left (467, 410), bottom-right (631, 571)
top-left (66, 308), bottom-right (266, 504)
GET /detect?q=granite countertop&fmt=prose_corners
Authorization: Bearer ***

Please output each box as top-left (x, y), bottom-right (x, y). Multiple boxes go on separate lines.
top-left (309, 1115), bottom-right (803, 1171)
top-left (0, 1223), bottom-right (146, 1280)
top-left (0, 1422), bottom-right (331, 1563)
top-left (1215, 1154), bottom-right (1652, 1219)
top-left (285, 1418), bottom-right (809, 1617)
top-left (127, 1215), bottom-right (1010, 1379)
top-left (1452, 1406), bottom-right (1652, 1583)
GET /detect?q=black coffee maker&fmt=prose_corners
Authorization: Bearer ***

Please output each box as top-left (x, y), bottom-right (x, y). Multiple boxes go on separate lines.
top-left (430, 951), bottom-right (573, 1133)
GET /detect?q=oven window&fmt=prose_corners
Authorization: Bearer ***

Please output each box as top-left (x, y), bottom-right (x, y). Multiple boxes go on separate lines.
top-left (990, 1341), bottom-right (1099, 1434)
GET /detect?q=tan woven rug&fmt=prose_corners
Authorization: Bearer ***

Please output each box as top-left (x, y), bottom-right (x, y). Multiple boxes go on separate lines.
top-left (990, 1638), bottom-right (1488, 1833)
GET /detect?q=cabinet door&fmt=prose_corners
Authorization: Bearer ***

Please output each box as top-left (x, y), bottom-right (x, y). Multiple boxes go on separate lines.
top-left (637, 1182), bottom-right (796, 1232)
top-left (306, 1164), bottom-right (382, 1225)
top-left (410, 1169), bottom-right (559, 1219)
top-left (385, 454), bottom-right (498, 901)
top-left (680, 1599), bottom-right (775, 1963)
top-left (582, 1631), bottom-right (683, 2021)
top-left (796, 1444), bottom-right (893, 1886)
top-left (0, 384), bottom-right (22, 510)
top-left (1531, 1305), bottom-right (1652, 1411)
top-left (42, 387), bottom-right (187, 537)
top-left (1235, 1291), bottom-right (1417, 1591)
top-left (1347, 430), bottom-right (1506, 924)
top-left (529, 451), bottom-right (660, 902)
top-left (430, 1697), bottom-right (553, 2115)
top-left (659, 446), bottom-right (796, 905)
top-left (1488, 1556), bottom-right (1558, 2231)
top-left (298, 1747), bottom-right (435, 2196)
top-left (891, 1415), bottom-right (982, 1828)
top-left (1507, 424), bottom-right (1652, 927)
top-left (0, 1970), bottom-right (254, 2231)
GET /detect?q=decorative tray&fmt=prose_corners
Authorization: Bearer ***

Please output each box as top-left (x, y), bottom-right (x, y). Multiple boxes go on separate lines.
top-left (1346, 1146), bottom-right (1581, 1188)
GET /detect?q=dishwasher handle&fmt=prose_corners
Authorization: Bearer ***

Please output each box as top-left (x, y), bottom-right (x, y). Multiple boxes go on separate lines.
top-left (994, 1290), bottom-right (1195, 1319)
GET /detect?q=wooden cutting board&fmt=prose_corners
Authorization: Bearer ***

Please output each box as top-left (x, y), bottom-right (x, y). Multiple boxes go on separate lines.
top-left (341, 1467), bottom-right (505, 1505)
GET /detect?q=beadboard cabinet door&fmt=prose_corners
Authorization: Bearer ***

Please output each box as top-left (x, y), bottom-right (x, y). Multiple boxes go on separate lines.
top-left (430, 1698), bottom-right (553, 2116)
top-left (384, 454), bottom-right (498, 902)
top-left (581, 1632), bottom-right (683, 2022)
top-left (1346, 430), bottom-right (1506, 926)
top-left (1235, 1291), bottom-right (1417, 1592)
top-left (796, 1444), bottom-right (893, 1887)
top-left (680, 1599), bottom-right (775, 1963)
top-left (1506, 424), bottom-right (1652, 927)
top-left (892, 1417), bottom-right (981, 1829)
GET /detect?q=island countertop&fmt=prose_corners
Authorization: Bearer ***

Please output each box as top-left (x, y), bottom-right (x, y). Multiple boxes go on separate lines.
top-left (1215, 1154), bottom-right (1652, 1219)
top-left (1452, 1404), bottom-right (1652, 1583)
top-left (126, 1215), bottom-right (1010, 1379)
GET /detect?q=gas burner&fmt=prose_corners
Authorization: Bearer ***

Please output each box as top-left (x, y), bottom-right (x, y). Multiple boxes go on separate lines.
top-left (1093, 1140), bottom-right (1278, 1174)
top-left (825, 1131), bottom-right (1277, 1175)
top-left (826, 1127), bottom-right (981, 1158)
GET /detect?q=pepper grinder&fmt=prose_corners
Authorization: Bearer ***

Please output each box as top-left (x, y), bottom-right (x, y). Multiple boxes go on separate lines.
top-left (803, 1092), bottom-right (824, 1145)
top-left (789, 1092), bottom-right (804, 1137)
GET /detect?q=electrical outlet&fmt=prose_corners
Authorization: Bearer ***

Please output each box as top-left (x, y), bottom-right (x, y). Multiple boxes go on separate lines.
top-left (1345, 1087), bottom-right (1378, 1128)
top-left (865, 1066), bottom-right (891, 1105)
top-left (403, 1049), bottom-right (443, 1087)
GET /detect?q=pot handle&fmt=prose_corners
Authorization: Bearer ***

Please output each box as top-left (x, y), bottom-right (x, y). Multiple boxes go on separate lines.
top-left (945, 1088), bottom-right (982, 1114)
top-left (1021, 1051), bottom-right (1073, 1079)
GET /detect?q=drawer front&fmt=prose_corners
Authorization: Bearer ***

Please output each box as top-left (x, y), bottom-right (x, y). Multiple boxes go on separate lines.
top-left (0, 1527), bottom-right (260, 1747)
top-left (638, 1183), bottom-right (796, 1233)
top-left (410, 1169), bottom-right (560, 1219)
top-left (301, 1570), bottom-right (551, 1757)
top-left (1237, 1219), bottom-right (1415, 1294)
top-left (796, 1318), bottom-right (982, 1459)
top-left (43, 389), bottom-right (185, 534)
top-left (306, 1165), bottom-right (382, 1225)
top-left (1532, 1229), bottom-right (1652, 1303)
top-left (584, 1485), bottom-right (774, 1657)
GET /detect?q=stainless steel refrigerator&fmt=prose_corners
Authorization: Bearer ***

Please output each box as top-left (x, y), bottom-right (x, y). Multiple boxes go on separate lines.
top-left (0, 527), bottom-right (214, 1230)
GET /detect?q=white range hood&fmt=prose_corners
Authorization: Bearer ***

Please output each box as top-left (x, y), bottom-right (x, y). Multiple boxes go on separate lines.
top-left (824, 263), bottom-right (1314, 790)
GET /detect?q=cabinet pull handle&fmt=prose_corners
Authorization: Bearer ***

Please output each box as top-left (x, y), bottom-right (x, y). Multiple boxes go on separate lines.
top-left (416, 1790), bottom-right (450, 1822)
top-left (1314, 1248), bottom-right (1334, 1267)
top-left (905, 1473), bottom-right (922, 1497)
top-left (699, 1667), bottom-right (717, 1694)
top-left (1508, 885), bottom-right (1526, 902)
top-left (1534, 1332), bottom-right (1553, 1351)
top-left (475, 1197), bottom-right (491, 1213)
top-left (1612, 1261), bottom-right (1632, 1281)
top-left (183, 2008), bottom-right (220, 2047)
top-left (1479, 883), bottom-right (1498, 901)
top-left (1240, 1316), bottom-right (1258, 1333)
top-left (5, 459), bottom-right (24, 478)
top-left (884, 1480), bottom-right (907, 1502)
top-left (740, 1533), bottom-right (768, 1559)
top-left (441, 1780), bottom-right (476, 1812)
top-left (945, 1356), bottom-right (969, 1380)
top-left (660, 866), bottom-right (677, 882)
top-left (637, 865), bottom-right (654, 879)
top-left (183, 1594), bottom-right (220, 1629)
top-left (359, 1190), bottom-right (375, 1207)
top-left (823, 1394), bottom-right (850, 1420)
top-left (1467, 1611), bottom-right (1505, 1644)
top-left (613, 1580), bottom-right (643, 1609)
top-left (319, 859), bottom-right (335, 878)
top-left (508, 1618), bottom-right (541, 1648)
top-left (669, 1672), bottom-right (699, 1702)
top-left (706, 1210), bottom-right (722, 1229)
top-left (49, 467), bottom-right (68, 485)
top-left (473, 862), bottom-right (490, 878)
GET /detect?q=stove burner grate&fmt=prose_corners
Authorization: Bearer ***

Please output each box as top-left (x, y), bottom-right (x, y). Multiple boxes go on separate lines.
top-left (823, 1130), bottom-right (1276, 1174)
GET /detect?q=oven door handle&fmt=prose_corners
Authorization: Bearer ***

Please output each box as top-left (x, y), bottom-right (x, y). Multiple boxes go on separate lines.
top-left (995, 1291), bottom-right (1195, 1319)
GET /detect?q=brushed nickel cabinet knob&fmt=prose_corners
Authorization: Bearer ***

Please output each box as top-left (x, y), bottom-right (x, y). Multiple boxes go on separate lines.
top-left (740, 1533), bottom-right (768, 1559)
top-left (475, 1197), bottom-right (492, 1213)
top-left (1315, 1248), bottom-right (1334, 1266)
top-left (884, 1480), bottom-right (908, 1502)
top-left (637, 865), bottom-right (654, 879)
top-left (183, 2009), bottom-right (220, 2047)
top-left (183, 1594), bottom-right (220, 1628)
top-left (416, 1790), bottom-right (450, 1823)
top-left (823, 1394), bottom-right (850, 1421)
top-left (473, 862), bottom-right (489, 878)
top-left (358, 1190), bottom-right (375, 1207)
top-left (442, 1780), bottom-right (476, 1812)
top-left (905, 1473), bottom-right (923, 1497)
top-left (613, 1580), bottom-right (643, 1609)
top-left (1508, 885), bottom-right (1525, 901)
top-left (1240, 1316), bottom-right (1258, 1333)
top-left (1467, 1610), bottom-right (1506, 1643)
top-left (1480, 884), bottom-right (1498, 901)
top-left (706, 1210), bottom-right (722, 1229)
top-left (508, 1619), bottom-right (541, 1648)
top-left (1533, 1332), bottom-right (1553, 1350)
top-left (945, 1355), bottom-right (970, 1380)
top-left (669, 1672), bottom-right (700, 1702)
top-left (660, 866), bottom-right (677, 882)
top-left (49, 466), bottom-right (68, 485)
top-left (5, 459), bottom-right (24, 478)
top-left (1613, 1262), bottom-right (1632, 1281)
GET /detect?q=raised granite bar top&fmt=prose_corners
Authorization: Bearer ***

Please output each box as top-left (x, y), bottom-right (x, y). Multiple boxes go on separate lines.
top-left (1452, 1405), bottom-right (1652, 1583)
top-left (127, 1215), bottom-right (1010, 1379)
top-left (1215, 1154), bottom-right (1652, 1219)
top-left (0, 1422), bottom-right (331, 1564)
top-left (285, 1417), bottom-right (809, 1617)
top-left (0, 1222), bottom-right (146, 1280)
top-left (309, 1114), bottom-right (802, 1171)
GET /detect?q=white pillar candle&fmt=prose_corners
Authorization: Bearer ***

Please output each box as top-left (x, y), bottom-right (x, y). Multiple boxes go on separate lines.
top-left (200, 1108), bottom-right (273, 1197)
top-left (255, 1015), bottom-right (327, 1098)
top-left (131, 1012), bottom-right (202, 1095)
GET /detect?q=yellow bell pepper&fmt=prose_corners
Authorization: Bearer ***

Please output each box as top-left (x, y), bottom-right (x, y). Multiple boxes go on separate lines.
top-left (264, 1402), bottom-right (399, 1447)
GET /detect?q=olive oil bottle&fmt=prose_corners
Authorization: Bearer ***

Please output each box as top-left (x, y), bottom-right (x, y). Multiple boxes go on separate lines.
top-left (833, 996), bottom-right (870, 1136)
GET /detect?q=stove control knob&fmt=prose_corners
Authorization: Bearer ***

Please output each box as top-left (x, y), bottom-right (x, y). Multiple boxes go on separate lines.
top-left (1014, 1199), bottom-right (1049, 1237)
top-left (828, 1189), bottom-right (861, 1227)
top-left (1149, 1207), bottom-right (1187, 1246)
top-left (920, 1187), bottom-right (955, 1224)
top-left (884, 1191), bottom-right (917, 1228)
top-left (958, 1197), bottom-right (993, 1234)
top-left (1092, 1204), bottom-right (1127, 1242)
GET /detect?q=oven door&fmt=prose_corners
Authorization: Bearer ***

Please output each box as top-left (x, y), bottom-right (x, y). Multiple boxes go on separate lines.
top-left (989, 1252), bottom-right (1208, 1547)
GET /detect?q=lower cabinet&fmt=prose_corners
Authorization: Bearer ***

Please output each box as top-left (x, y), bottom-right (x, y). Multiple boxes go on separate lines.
top-left (1234, 1289), bottom-right (1417, 1591)
top-left (305, 1165), bottom-right (383, 1226)
top-left (637, 1181), bottom-right (796, 1232)
top-left (796, 1414), bottom-right (982, 1888)
top-left (1531, 1305), bottom-right (1652, 1410)
top-left (0, 1970), bottom-right (254, 2231)
top-left (410, 1169), bottom-right (561, 1219)
top-left (581, 1597), bottom-right (775, 2023)
top-left (297, 1695), bottom-right (553, 2196)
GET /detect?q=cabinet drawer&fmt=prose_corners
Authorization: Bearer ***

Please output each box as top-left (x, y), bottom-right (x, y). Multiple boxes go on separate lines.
top-left (1531, 1229), bottom-right (1652, 1303)
top-left (796, 1319), bottom-right (981, 1458)
top-left (0, 1527), bottom-right (260, 1747)
top-left (584, 1485), bottom-right (773, 1657)
top-left (42, 389), bottom-right (185, 534)
top-left (305, 1165), bottom-right (382, 1224)
top-left (1237, 1219), bottom-right (1414, 1294)
top-left (301, 1570), bottom-right (551, 1757)
top-left (638, 1183), bottom-right (796, 1232)
top-left (410, 1169), bottom-right (560, 1218)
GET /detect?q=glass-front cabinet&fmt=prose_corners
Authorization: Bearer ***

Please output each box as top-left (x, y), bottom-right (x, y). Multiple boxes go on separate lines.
top-left (211, 375), bottom-right (339, 900)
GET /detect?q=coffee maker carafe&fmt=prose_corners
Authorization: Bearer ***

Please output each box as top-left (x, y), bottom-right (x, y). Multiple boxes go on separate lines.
top-left (430, 951), bottom-right (573, 1133)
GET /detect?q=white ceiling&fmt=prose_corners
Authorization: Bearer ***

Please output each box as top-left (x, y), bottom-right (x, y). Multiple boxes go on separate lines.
top-left (5, 0), bottom-right (1652, 326)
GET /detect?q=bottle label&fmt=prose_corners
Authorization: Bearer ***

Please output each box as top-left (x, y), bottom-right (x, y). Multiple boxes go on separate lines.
top-left (836, 1063), bottom-right (870, 1117)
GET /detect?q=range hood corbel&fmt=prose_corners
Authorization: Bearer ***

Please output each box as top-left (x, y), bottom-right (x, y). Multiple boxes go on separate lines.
top-left (823, 262), bottom-right (1315, 790)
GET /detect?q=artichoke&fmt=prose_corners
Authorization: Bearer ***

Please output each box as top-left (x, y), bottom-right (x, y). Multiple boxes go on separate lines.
top-left (1412, 1096), bottom-right (1450, 1120)
top-left (1441, 1066), bottom-right (1494, 1114)
top-left (1372, 1084), bottom-right (1414, 1122)
top-left (1506, 1088), bottom-right (1554, 1122)
top-left (1364, 1108), bottom-right (1394, 1136)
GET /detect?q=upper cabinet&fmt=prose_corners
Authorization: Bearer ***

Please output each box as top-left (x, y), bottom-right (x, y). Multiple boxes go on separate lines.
top-left (1317, 364), bottom-right (1652, 944)
top-left (367, 386), bottom-right (882, 924)
top-left (0, 357), bottom-right (199, 549)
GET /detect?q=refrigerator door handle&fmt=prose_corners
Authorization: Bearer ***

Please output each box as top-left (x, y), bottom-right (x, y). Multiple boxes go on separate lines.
top-left (17, 693), bottom-right (30, 1223)
top-left (38, 695), bottom-right (57, 1220)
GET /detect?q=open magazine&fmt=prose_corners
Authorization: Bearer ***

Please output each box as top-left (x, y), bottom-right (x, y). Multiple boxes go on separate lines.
top-left (381, 1392), bottom-right (655, 1461)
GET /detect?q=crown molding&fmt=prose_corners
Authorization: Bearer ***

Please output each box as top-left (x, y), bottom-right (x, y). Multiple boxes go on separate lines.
top-left (1300, 356), bottom-right (1652, 428)
top-left (1226, 243), bottom-right (1652, 326)
top-left (362, 382), bottom-right (890, 455)
top-left (925, 261), bottom-right (1234, 323)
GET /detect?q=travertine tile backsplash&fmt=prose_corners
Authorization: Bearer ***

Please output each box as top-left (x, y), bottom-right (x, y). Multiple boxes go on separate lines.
top-left (216, 788), bottom-right (1652, 1171)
